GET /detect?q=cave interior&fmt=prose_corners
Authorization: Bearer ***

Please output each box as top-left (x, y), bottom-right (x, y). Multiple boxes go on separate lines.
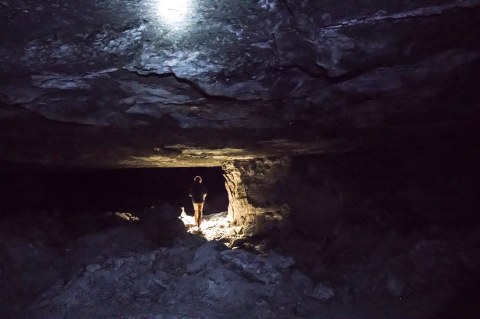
top-left (1, 0), bottom-right (480, 318)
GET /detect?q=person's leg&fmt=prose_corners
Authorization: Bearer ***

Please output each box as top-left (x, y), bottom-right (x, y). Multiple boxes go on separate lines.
top-left (193, 202), bottom-right (199, 227)
top-left (197, 202), bottom-right (204, 227)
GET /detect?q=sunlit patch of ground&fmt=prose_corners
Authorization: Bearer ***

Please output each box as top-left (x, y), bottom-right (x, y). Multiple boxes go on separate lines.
top-left (180, 211), bottom-right (244, 243)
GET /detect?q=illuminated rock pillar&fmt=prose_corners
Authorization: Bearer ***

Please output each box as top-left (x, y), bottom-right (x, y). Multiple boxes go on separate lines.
top-left (222, 158), bottom-right (290, 236)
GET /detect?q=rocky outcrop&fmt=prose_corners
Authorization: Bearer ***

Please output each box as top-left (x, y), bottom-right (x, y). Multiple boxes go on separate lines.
top-left (220, 249), bottom-right (294, 284)
top-left (11, 227), bottom-right (329, 319)
top-left (223, 158), bottom-right (290, 236)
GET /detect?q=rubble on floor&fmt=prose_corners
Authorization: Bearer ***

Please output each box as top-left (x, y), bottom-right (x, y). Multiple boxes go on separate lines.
top-left (22, 234), bottom-right (327, 319)
top-left (1, 210), bottom-right (479, 318)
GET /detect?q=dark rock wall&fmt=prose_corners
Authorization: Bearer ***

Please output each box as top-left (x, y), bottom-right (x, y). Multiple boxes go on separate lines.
top-left (279, 143), bottom-right (479, 318)
top-left (286, 144), bottom-right (480, 239)
top-left (223, 132), bottom-right (480, 237)
top-left (222, 138), bottom-right (480, 318)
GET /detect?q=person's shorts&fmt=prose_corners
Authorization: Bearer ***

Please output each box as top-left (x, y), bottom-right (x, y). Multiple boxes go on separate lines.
top-left (193, 202), bottom-right (204, 213)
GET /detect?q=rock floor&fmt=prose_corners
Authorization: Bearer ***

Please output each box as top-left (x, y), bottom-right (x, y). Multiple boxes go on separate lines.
top-left (1, 210), bottom-right (479, 319)
top-left (22, 223), bottom-right (334, 318)
top-left (0, 211), bottom-right (336, 319)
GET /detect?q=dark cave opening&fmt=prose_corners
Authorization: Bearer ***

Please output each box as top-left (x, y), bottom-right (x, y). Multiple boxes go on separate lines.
top-left (0, 164), bottom-right (228, 217)
top-left (0, 164), bottom-right (229, 245)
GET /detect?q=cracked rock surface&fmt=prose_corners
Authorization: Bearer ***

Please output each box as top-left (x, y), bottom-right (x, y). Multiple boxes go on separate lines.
top-left (2, 209), bottom-right (478, 319)
top-left (1, 0), bottom-right (479, 167)
top-left (0, 210), bottom-right (334, 319)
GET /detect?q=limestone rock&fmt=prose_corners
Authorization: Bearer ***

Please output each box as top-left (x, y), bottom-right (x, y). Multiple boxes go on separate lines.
top-left (268, 251), bottom-right (295, 270)
top-left (223, 158), bottom-right (291, 236)
top-left (63, 225), bottom-right (163, 272)
top-left (0, 0), bottom-right (478, 167)
top-left (386, 274), bottom-right (405, 297)
top-left (310, 281), bottom-right (335, 301)
top-left (220, 249), bottom-right (282, 284)
top-left (0, 236), bottom-right (63, 296)
top-left (186, 241), bottom-right (223, 274)
top-left (291, 270), bottom-right (314, 295)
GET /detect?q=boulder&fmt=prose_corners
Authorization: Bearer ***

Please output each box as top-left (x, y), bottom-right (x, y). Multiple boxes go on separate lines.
top-left (291, 270), bottom-right (314, 295)
top-left (186, 241), bottom-right (224, 274)
top-left (310, 281), bottom-right (335, 301)
top-left (220, 249), bottom-right (282, 284)
top-left (386, 274), bottom-right (405, 297)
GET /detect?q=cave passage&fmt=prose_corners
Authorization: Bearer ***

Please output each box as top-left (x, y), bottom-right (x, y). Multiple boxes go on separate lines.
top-left (1, 0), bottom-right (480, 317)
top-left (0, 164), bottom-right (228, 217)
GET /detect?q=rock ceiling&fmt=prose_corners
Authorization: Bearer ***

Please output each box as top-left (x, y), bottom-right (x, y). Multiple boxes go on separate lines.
top-left (1, 0), bottom-right (479, 167)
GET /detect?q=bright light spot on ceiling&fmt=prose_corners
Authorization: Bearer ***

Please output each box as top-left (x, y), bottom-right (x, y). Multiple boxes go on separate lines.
top-left (153, 0), bottom-right (192, 26)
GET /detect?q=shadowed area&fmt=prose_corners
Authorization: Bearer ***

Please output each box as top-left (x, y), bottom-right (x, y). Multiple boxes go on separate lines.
top-left (0, 165), bottom-right (228, 214)
top-left (1, 0), bottom-right (480, 318)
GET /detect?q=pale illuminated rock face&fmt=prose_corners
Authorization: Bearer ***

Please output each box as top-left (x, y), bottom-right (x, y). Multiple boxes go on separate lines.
top-left (223, 158), bottom-right (290, 236)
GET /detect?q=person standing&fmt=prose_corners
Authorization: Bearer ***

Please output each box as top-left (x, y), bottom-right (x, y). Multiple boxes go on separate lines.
top-left (189, 176), bottom-right (207, 228)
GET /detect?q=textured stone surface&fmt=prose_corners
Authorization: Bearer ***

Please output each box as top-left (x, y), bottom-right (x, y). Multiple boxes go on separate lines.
top-left (310, 281), bottom-right (335, 301)
top-left (220, 249), bottom-right (283, 284)
top-left (1, 206), bottom-right (477, 319)
top-left (1, 0), bottom-right (479, 167)
top-left (252, 145), bottom-right (480, 317)
top-left (9, 226), bottom-right (311, 319)
top-left (223, 157), bottom-right (290, 235)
